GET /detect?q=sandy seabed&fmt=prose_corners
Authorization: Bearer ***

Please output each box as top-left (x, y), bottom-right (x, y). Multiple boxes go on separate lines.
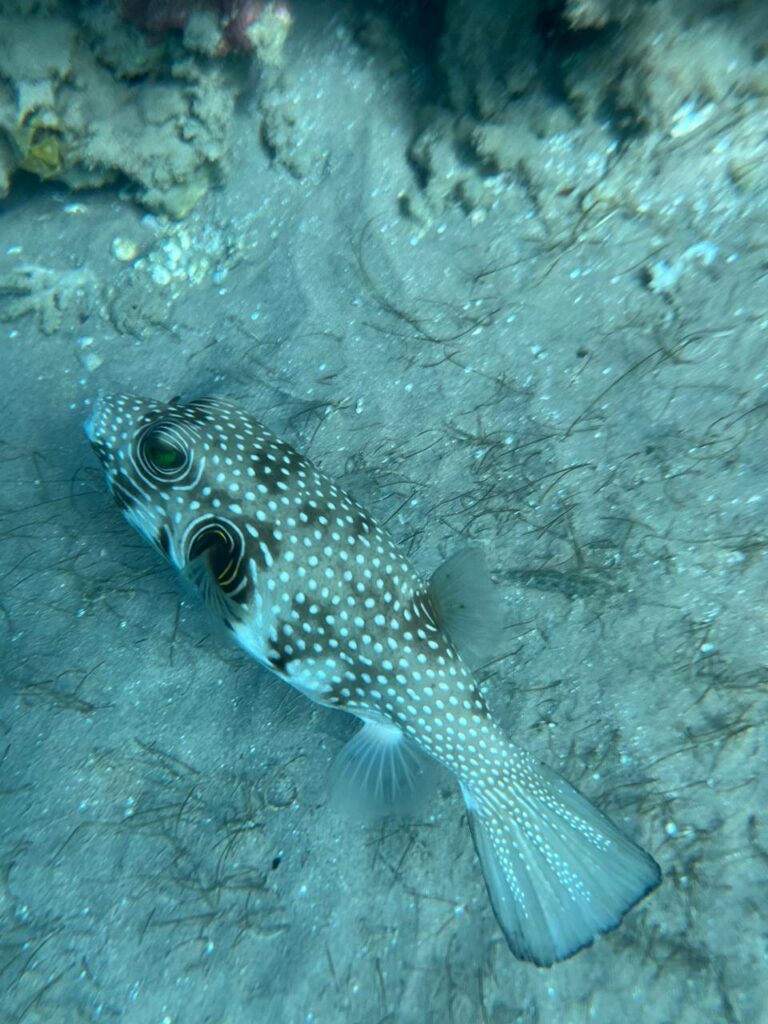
top-left (0, 2), bottom-right (766, 1022)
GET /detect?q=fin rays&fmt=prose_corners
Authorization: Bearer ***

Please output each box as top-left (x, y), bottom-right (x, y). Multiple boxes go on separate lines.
top-left (330, 719), bottom-right (438, 821)
top-left (461, 750), bottom-right (661, 966)
top-left (428, 547), bottom-right (503, 667)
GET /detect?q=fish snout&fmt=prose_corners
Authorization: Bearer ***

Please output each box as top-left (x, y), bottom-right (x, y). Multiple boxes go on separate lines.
top-left (84, 392), bottom-right (116, 447)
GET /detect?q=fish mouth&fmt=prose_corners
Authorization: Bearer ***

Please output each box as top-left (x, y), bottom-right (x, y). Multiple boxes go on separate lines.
top-left (84, 392), bottom-right (111, 446)
top-left (85, 394), bottom-right (115, 474)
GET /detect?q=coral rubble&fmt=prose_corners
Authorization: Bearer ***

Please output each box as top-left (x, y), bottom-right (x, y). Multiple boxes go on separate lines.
top-left (0, 0), bottom-right (291, 216)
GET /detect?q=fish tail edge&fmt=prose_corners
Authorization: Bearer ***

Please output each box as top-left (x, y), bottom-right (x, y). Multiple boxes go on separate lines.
top-left (461, 749), bottom-right (661, 966)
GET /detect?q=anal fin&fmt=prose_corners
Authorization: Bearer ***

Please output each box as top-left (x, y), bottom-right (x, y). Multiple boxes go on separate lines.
top-left (330, 719), bottom-right (438, 821)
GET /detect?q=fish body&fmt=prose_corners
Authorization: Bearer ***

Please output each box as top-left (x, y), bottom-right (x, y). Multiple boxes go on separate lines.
top-left (86, 393), bottom-right (660, 965)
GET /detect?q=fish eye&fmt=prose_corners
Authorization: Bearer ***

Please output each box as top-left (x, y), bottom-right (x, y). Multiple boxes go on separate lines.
top-left (146, 438), bottom-right (185, 470)
top-left (138, 426), bottom-right (189, 478)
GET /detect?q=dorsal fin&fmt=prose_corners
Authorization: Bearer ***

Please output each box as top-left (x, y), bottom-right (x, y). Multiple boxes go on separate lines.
top-left (427, 547), bottom-right (503, 667)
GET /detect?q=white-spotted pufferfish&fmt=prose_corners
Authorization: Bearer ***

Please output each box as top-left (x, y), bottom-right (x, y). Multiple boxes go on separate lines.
top-left (85, 393), bottom-right (660, 966)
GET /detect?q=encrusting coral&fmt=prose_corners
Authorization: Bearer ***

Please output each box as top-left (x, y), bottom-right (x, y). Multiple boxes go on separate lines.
top-left (0, 0), bottom-right (292, 217)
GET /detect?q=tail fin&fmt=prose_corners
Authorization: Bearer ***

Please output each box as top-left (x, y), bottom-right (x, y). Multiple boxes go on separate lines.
top-left (461, 747), bottom-right (660, 966)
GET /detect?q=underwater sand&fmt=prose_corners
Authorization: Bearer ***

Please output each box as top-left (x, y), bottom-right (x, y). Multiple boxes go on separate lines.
top-left (1, 2), bottom-right (766, 1022)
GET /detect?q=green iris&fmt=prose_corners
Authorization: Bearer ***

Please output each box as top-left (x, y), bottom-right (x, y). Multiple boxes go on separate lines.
top-left (146, 439), bottom-right (185, 471)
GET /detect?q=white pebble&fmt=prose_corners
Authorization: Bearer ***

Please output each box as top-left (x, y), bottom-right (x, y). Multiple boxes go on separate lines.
top-left (111, 237), bottom-right (139, 262)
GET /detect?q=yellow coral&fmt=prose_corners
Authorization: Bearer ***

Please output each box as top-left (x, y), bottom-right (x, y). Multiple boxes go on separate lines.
top-left (10, 121), bottom-right (64, 179)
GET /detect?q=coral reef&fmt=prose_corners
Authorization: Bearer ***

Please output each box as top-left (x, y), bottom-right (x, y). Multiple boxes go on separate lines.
top-left (0, 0), bottom-right (292, 216)
top-left (122, 0), bottom-right (292, 61)
top-left (397, 0), bottom-right (768, 223)
top-left (562, 0), bottom-right (768, 135)
top-left (0, 263), bottom-right (100, 334)
top-left (563, 0), bottom-right (632, 30)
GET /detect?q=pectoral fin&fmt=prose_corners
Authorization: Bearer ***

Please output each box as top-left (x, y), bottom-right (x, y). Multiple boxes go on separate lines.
top-left (182, 518), bottom-right (248, 627)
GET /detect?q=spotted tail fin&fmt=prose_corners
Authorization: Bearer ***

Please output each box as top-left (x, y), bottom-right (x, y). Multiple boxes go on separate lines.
top-left (461, 746), bottom-right (660, 966)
